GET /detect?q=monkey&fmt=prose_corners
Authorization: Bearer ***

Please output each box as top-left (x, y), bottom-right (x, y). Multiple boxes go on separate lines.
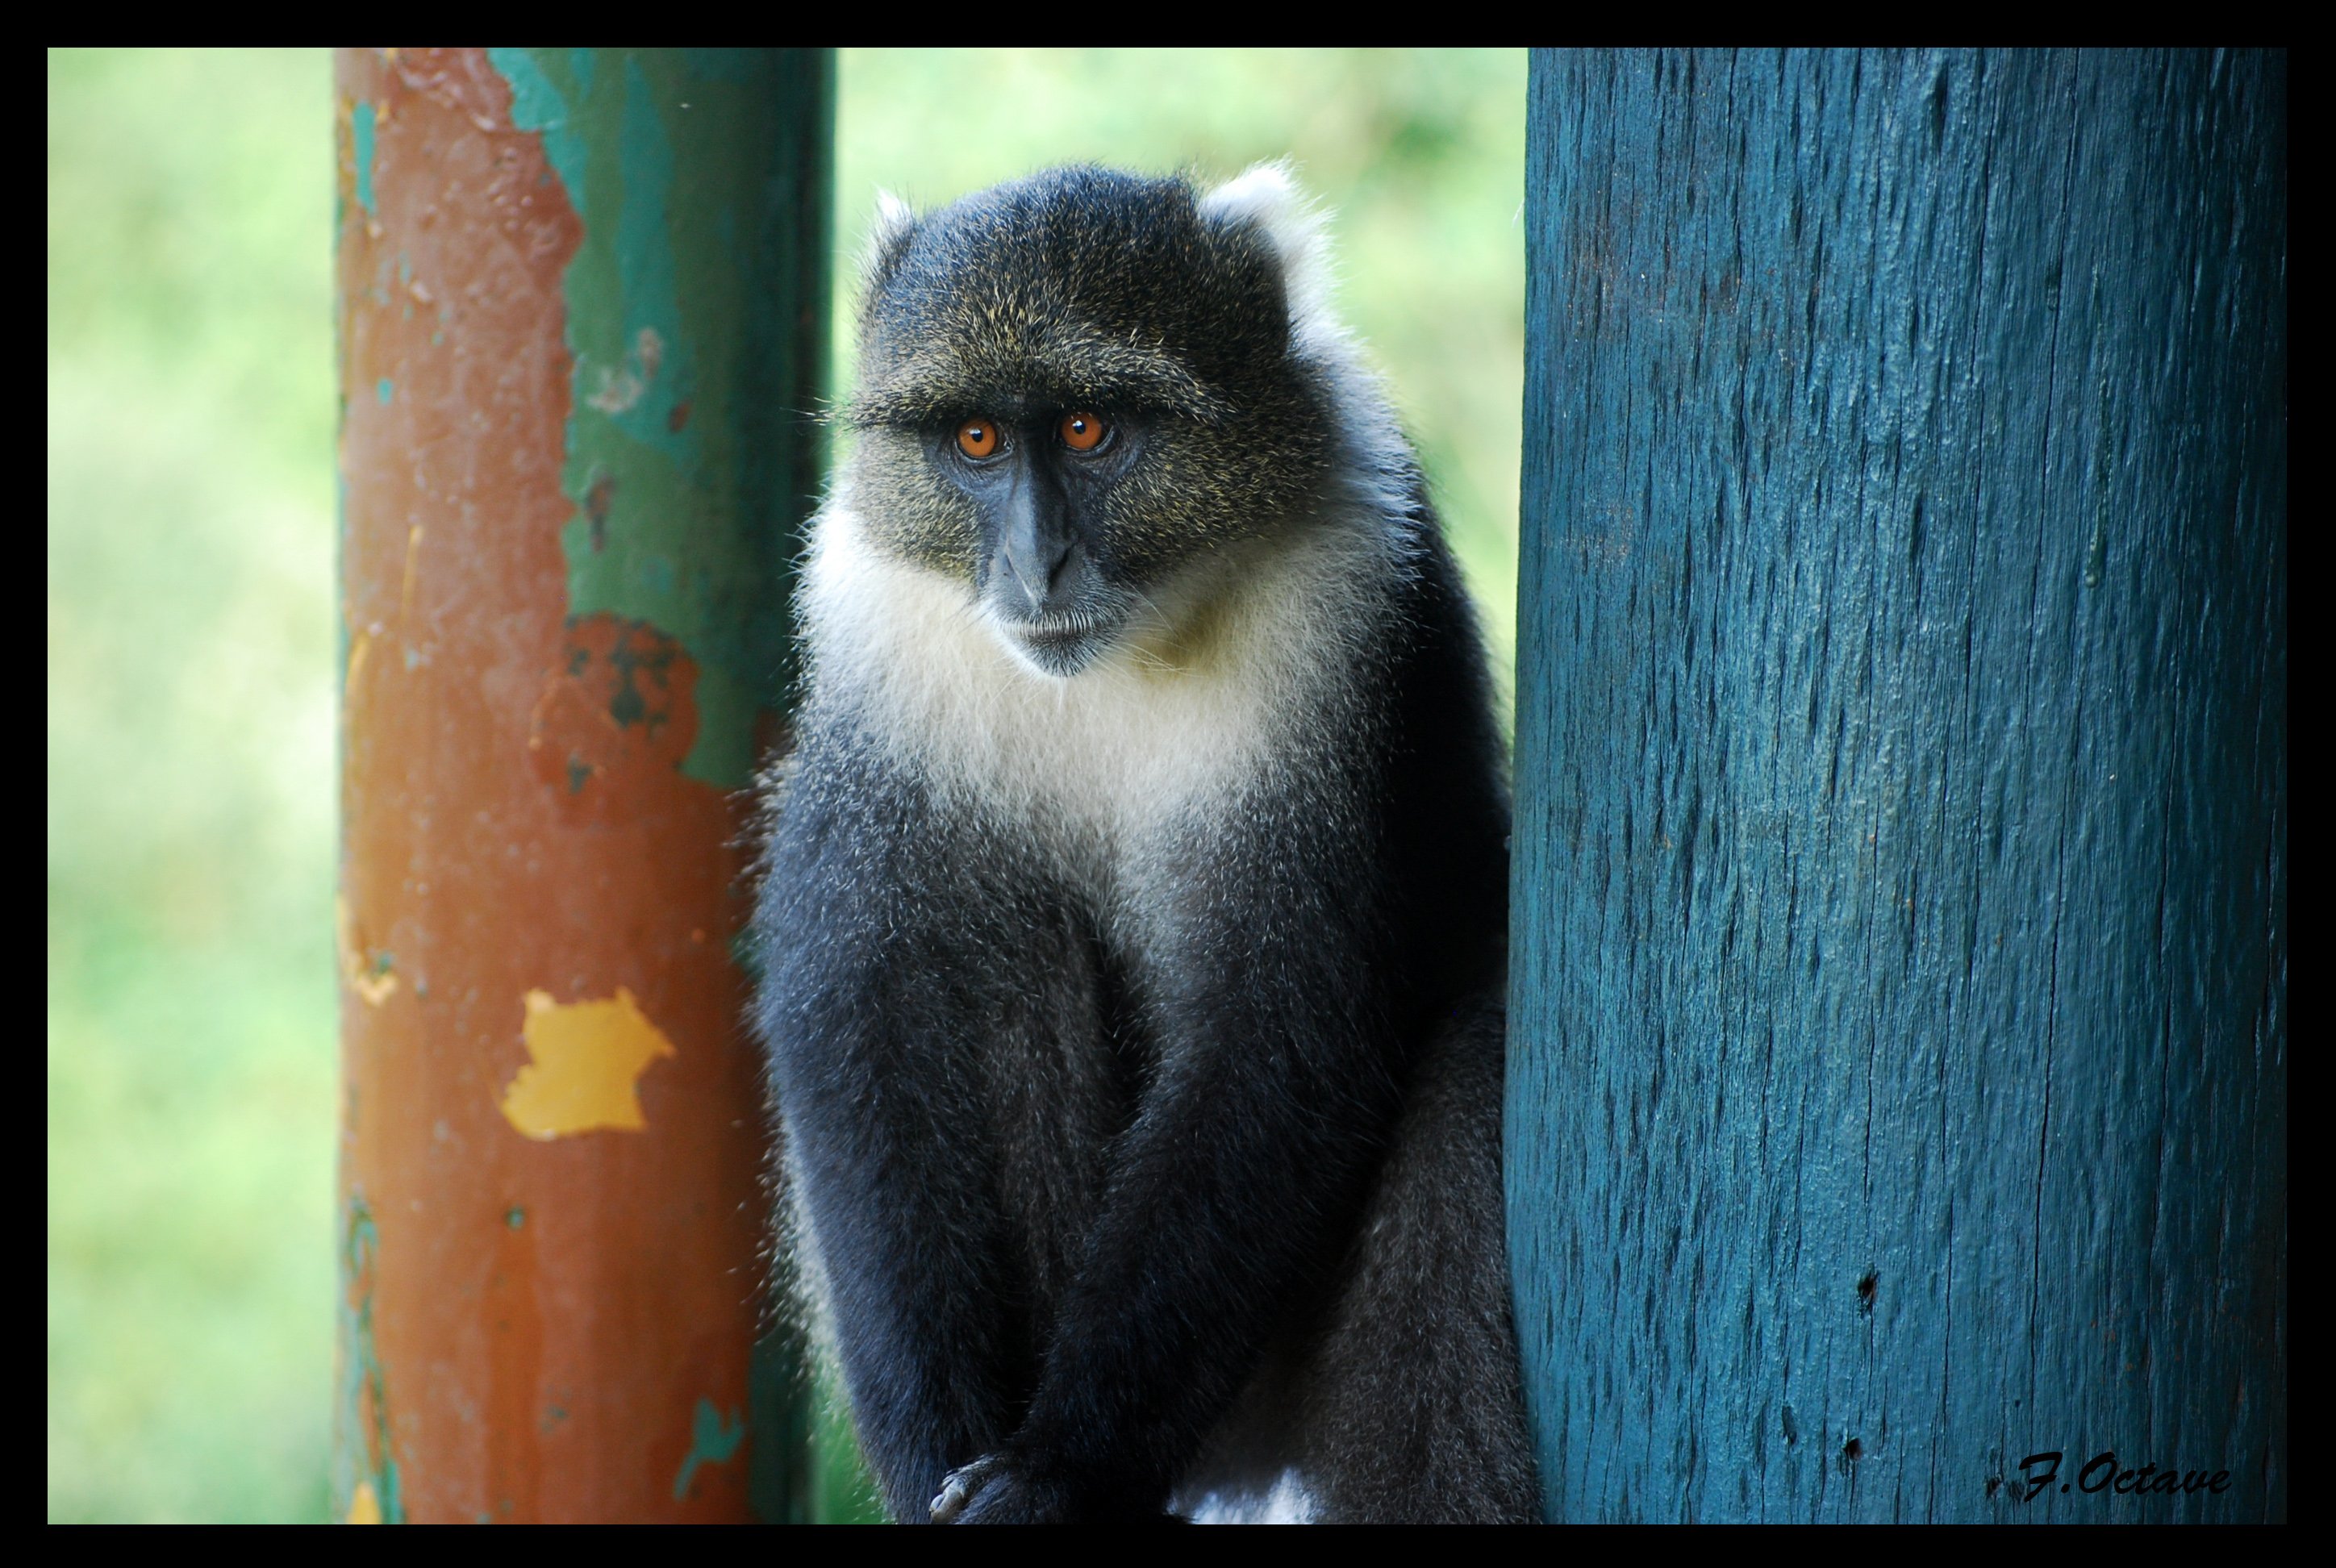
top-left (751, 163), bottom-right (1537, 1524)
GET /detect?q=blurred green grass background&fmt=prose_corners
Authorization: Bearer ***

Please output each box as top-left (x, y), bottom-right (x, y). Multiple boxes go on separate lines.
top-left (47, 48), bottom-right (1524, 1522)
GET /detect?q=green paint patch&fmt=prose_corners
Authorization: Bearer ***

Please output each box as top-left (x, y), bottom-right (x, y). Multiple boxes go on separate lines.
top-left (504, 1205), bottom-right (526, 1229)
top-left (672, 1397), bottom-right (746, 1501)
top-left (604, 625), bottom-right (678, 733)
top-left (376, 377), bottom-right (394, 406)
top-left (490, 52), bottom-right (588, 200)
top-left (336, 1192), bottom-right (404, 1523)
top-left (488, 48), bottom-right (820, 787)
top-left (352, 101), bottom-right (378, 216)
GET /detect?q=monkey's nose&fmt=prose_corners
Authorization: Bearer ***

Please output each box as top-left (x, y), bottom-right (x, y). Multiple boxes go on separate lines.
top-left (1003, 534), bottom-right (1076, 612)
top-left (998, 485), bottom-right (1079, 612)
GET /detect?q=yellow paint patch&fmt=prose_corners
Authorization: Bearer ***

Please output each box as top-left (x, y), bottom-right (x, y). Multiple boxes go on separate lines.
top-left (336, 894), bottom-right (399, 1007)
top-left (344, 630), bottom-right (371, 705)
top-left (346, 1480), bottom-right (383, 1524)
top-left (400, 524), bottom-right (424, 624)
top-left (498, 986), bottom-right (677, 1140)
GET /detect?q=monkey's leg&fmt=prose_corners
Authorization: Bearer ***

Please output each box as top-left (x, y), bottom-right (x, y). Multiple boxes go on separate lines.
top-left (941, 819), bottom-right (1418, 1522)
top-left (757, 764), bottom-right (1040, 1521)
top-left (1291, 990), bottom-right (1541, 1524)
top-left (770, 1015), bottom-right (1034, 1520)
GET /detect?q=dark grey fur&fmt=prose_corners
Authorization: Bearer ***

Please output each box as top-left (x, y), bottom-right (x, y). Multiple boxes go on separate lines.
top-left (753, 165), bottom-right (1537, 1524)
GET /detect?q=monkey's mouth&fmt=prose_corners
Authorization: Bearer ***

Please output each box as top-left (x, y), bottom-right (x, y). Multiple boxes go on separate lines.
top-left (996, 614), bottom-right (1120, 678)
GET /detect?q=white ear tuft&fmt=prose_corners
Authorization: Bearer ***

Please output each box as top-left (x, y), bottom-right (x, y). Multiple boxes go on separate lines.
top-left (1199, 160), bottom-right (1299, 226)
top-left (857, 189), bottom-right (920, 303)
top-left (1199, 161), bottom-right (1335, 344)
top-left (870, 188), bottom-right (916, 255)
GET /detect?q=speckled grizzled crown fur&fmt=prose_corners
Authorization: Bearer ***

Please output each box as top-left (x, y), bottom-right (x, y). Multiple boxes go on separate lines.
top-left (839, 165), bottom-right (1336, 582)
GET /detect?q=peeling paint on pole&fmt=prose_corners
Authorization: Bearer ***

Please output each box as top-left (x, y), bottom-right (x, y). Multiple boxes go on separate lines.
top-left (335, 48), bottom-right (829, 1523)
top-left (490, 47), bottom-right (811, 790)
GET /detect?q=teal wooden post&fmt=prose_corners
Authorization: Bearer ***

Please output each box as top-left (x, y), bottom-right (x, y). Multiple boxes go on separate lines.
top-left (1508, 49), bottom-right (2285, 1522)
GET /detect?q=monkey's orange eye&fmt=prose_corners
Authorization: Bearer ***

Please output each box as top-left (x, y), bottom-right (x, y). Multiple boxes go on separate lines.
top-left (956, 419), bottom-right (999, 459)
top-left (1058, 411), bottom-right (1107, 452)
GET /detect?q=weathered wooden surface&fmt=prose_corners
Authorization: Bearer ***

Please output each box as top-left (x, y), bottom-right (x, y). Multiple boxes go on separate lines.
top-left (1508, 49), bottom-right (2285, 1522)
top-left (336, 48), bottom-right (829, 1522)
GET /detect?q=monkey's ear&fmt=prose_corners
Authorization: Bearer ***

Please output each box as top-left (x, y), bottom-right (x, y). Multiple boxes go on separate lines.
top-left (1199, 161), bottom-right (1333, 342)
top-left (858, 188), bottom-right (919, 303)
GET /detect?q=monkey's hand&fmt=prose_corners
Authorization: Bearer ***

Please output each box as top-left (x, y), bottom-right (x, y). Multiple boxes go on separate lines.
top-left (930, 1453), bottom-right (1081, 1524)
top-left (929, 1453), bottom-right (1187, 1524)
top-left (928, 1455), bottom-right (1013, 1523)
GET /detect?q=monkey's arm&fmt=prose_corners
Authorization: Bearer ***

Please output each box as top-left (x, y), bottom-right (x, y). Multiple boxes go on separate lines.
top-left (754, 754), bottom-right (1029, 1522)
top-left (951, 803), bottom-right (1413, 1521)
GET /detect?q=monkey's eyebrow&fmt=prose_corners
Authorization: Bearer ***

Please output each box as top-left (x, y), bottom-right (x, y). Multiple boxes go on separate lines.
top-left (846, 330), bottom-right (1232, 429)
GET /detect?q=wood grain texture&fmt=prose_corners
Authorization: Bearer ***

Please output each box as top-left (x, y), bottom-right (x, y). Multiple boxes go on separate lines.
top-left (1508, 49), bottom-right (2284, 1522)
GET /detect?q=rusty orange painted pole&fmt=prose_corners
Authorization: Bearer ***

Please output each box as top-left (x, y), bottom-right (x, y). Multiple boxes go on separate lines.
top-left (334, 48), bottom-right (831, 1523)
